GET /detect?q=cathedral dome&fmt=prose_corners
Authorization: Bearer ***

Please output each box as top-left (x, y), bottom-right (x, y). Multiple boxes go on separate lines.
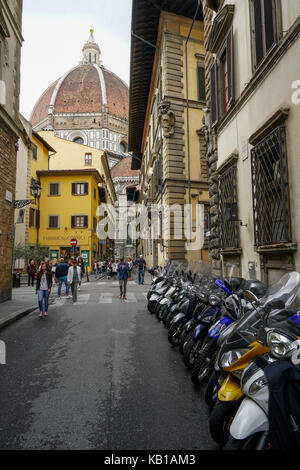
top-left (30, 30), bottom-right (129, 129)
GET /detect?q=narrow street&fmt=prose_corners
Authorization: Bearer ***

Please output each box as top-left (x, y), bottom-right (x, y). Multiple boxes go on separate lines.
top-left (0, 277), bottom-right (217, 450)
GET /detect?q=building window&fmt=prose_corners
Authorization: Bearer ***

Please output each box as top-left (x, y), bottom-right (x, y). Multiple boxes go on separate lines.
top-left (71, 216), bottom-right (88, 228)
top-left (251, 126), bottom-right (291, 246)
top-left (49, 183), bottom-right (60, 196)
top-left (218, 166), bottom-right (239, 250)
top-left (48, 215), bottom-right (59, 229)
top-left (211, 27), bottom-right (234, 126)
top-left (72, 182), bottom-right (88, 195)
top-left (93, 217), bottom-right (97, 232)
top-left (197, 65), bottom-right (206, 102)
top-left (120, 141), bottom-right (127, 153)
top-left (85, 153), bottom-right (92, 166)
top-left (32, 145), bottom-right (38, 161)
top-left (250, 0), bottom-right (277, 69)
top-left (73, 137), bottom-right (84, 145)
top-left (206, 0), bottom-right (220, 11)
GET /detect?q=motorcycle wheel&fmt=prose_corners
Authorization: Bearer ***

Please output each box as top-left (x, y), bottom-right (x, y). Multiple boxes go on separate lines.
top-left (168, 323), bottom-right (182, 347)
top-left (166, 311), bottom-right (175, 329)
top-left (191, 340), bottom-right (216, 386)
top-left (204, 370), bottom-right (223, 408)
top-left (183, 336), bottom-right (205, 369)
top-left (223, 434), bottom-right (265, 450)
top-left (178, 325), bottom-right (190, 354)
top-left (147, 301), bottom-right (156, 314)
top-left (162, 305), bottom-right (171, 324)
top-left (156, 304), bottom-right (167, 322)
top-left (209, 399), bottom-right (241, 447)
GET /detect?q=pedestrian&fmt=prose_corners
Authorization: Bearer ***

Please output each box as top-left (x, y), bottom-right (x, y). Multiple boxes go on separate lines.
top-left (78, 257), bottom-right (85, 291)
top-left (67, 259), bottom-right (82, 303)
top-left (55, 257), bottom-right (71, 299)
top-left (93, 260), bottom-right (98, 280)
top-left (51, 259), bottom-right (57, 286)
top-left (128, 258), bottom-right (133, 280)
top-left (36, 262), bottom-right (52, 318)
top-left (117, 258), bottom-right (129, 300)
top-left (137, 254), bottom-right (146, 285)
top-left (27, 259), bottom-right (36, 287)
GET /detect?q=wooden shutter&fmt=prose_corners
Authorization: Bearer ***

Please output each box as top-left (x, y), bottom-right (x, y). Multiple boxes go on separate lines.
top-left (71, 216), bottom-right (76, 228)
top-left (210, 61), bottom-right (218, 127)
top-left (36, 210), bottom-right (40, 229)
top-left (263, 0), bottom-right (276, 53)
top-left (72, 183), bottom-right (76, 195)
top-left (29, 208), bottom-right (35, 227)
top-left (198, 65), bottom-right (206, 102)
top-left (226, 27), bottom-right (234, 107)
top-left (84, 216), bottom-right (88, 228)
top-left (84, 183), bottom-right (88, 195)
top-left (253, 0), bottom-right (264, 66)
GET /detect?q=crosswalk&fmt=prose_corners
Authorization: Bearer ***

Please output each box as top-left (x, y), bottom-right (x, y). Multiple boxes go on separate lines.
top-left (51, 291), bottom-right (148, 306)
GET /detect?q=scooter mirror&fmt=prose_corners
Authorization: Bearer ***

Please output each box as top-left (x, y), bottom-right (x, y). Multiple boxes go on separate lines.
top-left (244, 290), bottom-right (260, 303)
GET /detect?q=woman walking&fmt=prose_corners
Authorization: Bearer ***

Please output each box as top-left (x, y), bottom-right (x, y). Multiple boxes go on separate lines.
top-left (36, 262), bottom-right (52, 318)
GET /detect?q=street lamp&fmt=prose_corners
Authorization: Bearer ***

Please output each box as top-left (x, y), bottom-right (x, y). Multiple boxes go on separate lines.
top-left (14, 178), bottom-right (42, 209)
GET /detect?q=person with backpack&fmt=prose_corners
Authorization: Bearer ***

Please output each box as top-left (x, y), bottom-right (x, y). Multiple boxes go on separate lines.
top-left (117, 258), bottom-right (129, 301)
top-left (56, 258), bottom-right (71, 300)
top-left (136, 255), bottom-right (146, 285)
top-left (67, 259), bottom-right (82, 303)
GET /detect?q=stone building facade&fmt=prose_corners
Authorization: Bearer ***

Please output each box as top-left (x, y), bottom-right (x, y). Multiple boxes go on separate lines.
top-left (129, 2), bottom-right (210, 268)
top-left (0, 0), bottom-right (23, 302)
top-left (201, 0), bottom-right (300, 284)
top-left (30, 30), bottom-right (130, 164)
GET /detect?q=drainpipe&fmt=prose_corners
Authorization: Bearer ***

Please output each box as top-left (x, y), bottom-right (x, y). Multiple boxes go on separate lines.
top-left (185, 0), bottom-right (201, 237)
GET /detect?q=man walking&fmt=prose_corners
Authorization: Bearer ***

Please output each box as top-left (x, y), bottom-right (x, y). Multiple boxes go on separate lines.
top-left (68, 259), bottom-right (82, 303)
top-left (56, 258), bottom-right (71, 299)
top-left (27, 259), bottom-right (36, 287)
top-left (117, 258), bottom-right (129, 300)
top-left (137, 255), bottom-right (146, 285)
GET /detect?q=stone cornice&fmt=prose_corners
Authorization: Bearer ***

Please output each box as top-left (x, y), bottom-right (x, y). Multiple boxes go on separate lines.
top-left (249, 107), bottom-right (289, 146)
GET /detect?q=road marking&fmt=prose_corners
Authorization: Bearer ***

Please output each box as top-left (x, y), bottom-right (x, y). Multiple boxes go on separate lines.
top-left (124, 293), bottom-right (137, 303)
top-left (98, 293), bottom-right (113, 304)
top-left (75, 294), bottom-right (90, 305)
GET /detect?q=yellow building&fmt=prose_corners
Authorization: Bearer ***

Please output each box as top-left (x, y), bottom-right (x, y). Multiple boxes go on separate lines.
top-left (129, 2), bottom-right (209, 267)
top-left (36, 169), bottom-right (110, 266)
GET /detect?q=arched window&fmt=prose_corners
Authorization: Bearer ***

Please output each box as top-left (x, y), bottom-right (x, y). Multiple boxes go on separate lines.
top-left (89, 53), bottom-right (91, 64)
top-left (73, 137), bottom-right (84, 145)
top-left (120, 142), bottom-right (127, 153)
top-left (94, 54), bottom-right (97, 63)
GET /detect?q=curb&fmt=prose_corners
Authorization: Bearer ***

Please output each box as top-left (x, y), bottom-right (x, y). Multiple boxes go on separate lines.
top-left (0, 305), bottom-right (38, 331)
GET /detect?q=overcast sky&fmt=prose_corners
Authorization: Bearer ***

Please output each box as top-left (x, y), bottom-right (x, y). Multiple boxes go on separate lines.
top-left (20, 0), bottom-right (132, 120)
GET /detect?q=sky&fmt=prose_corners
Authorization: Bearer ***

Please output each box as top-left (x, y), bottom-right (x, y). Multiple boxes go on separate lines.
top-left (20, 0), bottom-right (133, 120)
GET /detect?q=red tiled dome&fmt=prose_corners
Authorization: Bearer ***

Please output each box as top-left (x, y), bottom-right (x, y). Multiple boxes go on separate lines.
top-left (30, 64), bottom-right (129, 126)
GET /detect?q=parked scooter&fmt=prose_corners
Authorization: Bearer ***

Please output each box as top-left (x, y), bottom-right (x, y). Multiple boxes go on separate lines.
top-left (208, 271), bottom-right (300, 447)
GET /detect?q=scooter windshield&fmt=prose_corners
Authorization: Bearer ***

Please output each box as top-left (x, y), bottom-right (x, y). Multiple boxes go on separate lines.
top-left (225, 272), bottom-right (300, 345)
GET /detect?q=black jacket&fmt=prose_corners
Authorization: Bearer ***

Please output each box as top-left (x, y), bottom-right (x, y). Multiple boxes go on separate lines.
top-left (265, 359), bottom-right (300, 450)
top-left (55, 262), bottom-right (69, 279)
top-left (36, 272), bottom-right (52, 291)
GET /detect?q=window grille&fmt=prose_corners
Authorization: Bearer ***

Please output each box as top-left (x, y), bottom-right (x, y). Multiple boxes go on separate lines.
top-left (251, 126), bottom-right (291, 246)
top-left (218, 166), bottom-right (239, 249)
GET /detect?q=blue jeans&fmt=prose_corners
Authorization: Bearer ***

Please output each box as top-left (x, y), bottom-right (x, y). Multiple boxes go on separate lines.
top-left (138, 270), bottom-right (145, 285)
top-left (58, 277), bottom-right (69, 297)
top-left (38, 290), bottom-right (49, 312)
top-left (94, 268), bottom-right (98, 279)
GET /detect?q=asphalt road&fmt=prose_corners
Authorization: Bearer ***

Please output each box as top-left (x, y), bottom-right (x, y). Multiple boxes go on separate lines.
top-left (0, 275), bottom-right (217, 450)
